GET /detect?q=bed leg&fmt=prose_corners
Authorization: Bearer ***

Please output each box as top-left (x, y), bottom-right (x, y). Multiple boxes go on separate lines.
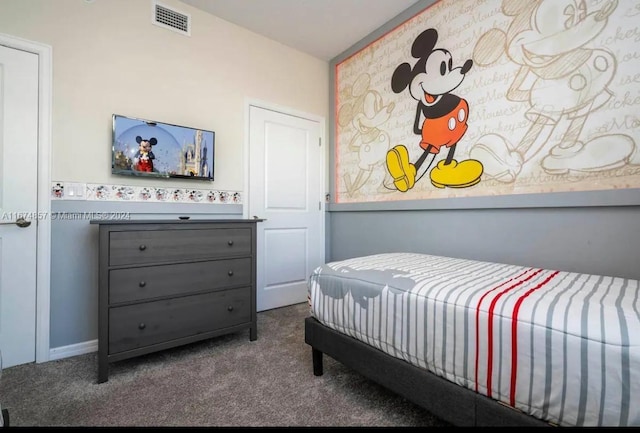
top-left (312, 348), bottom-right (323, 376)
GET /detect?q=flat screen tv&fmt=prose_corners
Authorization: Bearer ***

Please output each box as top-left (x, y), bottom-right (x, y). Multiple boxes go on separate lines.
top-left (112, 114), bottom-right (214, 180)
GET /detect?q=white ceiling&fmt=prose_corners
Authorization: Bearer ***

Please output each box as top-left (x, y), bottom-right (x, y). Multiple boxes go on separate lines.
top-left (179, 0), bottom-right (421, 61)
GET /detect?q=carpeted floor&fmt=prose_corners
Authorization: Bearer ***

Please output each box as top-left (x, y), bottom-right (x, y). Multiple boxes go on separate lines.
top-left (0, 303), bottom-right (449, 427)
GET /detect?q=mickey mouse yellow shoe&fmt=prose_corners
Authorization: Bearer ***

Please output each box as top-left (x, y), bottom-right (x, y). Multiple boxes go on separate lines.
top-left (386, 145), bottom-right (416, 192)
top-left (430, 159), bottom-right (483, 189)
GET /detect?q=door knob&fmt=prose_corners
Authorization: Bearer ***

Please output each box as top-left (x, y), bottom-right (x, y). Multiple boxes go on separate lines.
top-left (0, 217), bottom-right (31, 228)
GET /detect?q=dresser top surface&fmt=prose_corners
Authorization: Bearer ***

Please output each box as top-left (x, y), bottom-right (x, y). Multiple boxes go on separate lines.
top-left (90, 218), bottom-right (265, 225)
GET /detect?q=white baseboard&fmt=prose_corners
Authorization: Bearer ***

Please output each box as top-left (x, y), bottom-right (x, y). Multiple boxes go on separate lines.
top-left (49, 339), bottom-right (97, 361)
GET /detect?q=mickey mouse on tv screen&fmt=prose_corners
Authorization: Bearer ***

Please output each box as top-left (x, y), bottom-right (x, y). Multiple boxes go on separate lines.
top-left (133, 136), bottom-right (157, 172)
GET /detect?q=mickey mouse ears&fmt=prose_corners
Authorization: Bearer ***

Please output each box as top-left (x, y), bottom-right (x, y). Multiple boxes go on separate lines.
top-left (136, 136), bottom-right (158, 145)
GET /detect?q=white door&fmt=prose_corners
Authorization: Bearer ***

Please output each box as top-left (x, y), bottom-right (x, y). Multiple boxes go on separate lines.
top-left (0, 45), bottom-right (39, 368)
top-left (248, 105), bottom-right (325, 312)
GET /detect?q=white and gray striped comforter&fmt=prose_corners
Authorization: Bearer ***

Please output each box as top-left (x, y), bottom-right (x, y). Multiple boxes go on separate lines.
top-left (307, 253), bottom-right (640, 427)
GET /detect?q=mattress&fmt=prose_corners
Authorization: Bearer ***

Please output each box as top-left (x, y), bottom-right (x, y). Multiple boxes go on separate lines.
top-left (307, 252), bottom-right (640, 427)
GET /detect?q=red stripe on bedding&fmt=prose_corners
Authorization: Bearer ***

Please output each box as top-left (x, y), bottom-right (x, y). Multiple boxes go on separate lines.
top-left (482, 269), bottom-right (544, 398)
top-left (474, 268), bottom-right (536, 393)
top-left (509, 270), bottom-right (560, 406)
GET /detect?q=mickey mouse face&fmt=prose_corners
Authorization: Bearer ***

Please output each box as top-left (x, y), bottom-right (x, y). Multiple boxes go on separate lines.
top-left (136, 136), bottom-right (157, 150)
top-left (505, 0), bottom-right (615, 66)
top-left (409, 49), bottom-right (470, 104)
top-left (392, 28), bottom-right (473, 106)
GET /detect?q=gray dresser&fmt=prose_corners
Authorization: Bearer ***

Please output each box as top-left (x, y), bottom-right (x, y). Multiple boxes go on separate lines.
top-left (91, 219), bottom-right (261, 383)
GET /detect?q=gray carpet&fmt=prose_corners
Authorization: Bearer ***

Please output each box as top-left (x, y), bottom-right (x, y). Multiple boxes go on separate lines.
top-left (0, 303), bottom-right (449, 427)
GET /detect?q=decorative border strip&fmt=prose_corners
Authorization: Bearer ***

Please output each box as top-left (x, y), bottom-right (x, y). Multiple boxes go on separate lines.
top-left (51, 181), bottom-right (241, 204)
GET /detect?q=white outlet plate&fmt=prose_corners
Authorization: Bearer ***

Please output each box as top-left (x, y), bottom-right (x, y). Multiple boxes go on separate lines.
top-left (65, 182), bottom-right (86, 200)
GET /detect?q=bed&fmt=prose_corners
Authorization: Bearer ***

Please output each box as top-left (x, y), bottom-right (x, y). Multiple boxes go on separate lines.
top-left (304, 252), bottom-right (640, 427)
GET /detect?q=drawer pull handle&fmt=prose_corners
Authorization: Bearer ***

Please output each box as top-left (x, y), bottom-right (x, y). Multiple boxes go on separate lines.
top-left (227, 240), bottom-right (234, 246)
top-left (138, 322), bottom-right (146, 330)
top-left (139, 244), bottom-right (147, 251)
top-left (139, 281), bottom-right (146, 287)
top-left (227, 305), bottom-right (234, 312)
top-left (228, 270), bottom-right (234, 276)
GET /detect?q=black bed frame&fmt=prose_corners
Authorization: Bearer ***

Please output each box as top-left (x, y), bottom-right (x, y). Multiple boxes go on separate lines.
top-left (305, 317), bottom-right (552, 427)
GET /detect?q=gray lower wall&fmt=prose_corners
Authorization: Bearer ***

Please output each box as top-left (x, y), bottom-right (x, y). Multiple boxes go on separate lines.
top-left (49, 197), bottom-right (640, 349)
top-left (50, 200), bottom-right (242, 349)
top-left (328, 204), bottom-right (640, 281)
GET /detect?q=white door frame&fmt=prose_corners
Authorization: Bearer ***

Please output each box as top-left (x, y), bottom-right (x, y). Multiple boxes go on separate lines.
top-left (0, 32), bottom-right (52, 364)
top-left (242, 97), bottom-right (326, 247)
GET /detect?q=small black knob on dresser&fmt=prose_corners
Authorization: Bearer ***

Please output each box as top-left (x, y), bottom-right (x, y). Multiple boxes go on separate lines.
top-left (139, 281), bottom-right (146, 287)
top-left (138, 322), bottom-right (146, 330)
top-left (227, 305), bottom-right (234, 312)
top-left (139, 244), bottom-right (147, 251)
top-left (228, 270), bottom-right (234, 276)
top-left (227, 240), bottom-right (234, 246)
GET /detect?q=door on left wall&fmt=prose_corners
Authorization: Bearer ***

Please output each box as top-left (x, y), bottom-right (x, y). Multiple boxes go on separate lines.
top-left (0, 44), bottom-right (39, 368)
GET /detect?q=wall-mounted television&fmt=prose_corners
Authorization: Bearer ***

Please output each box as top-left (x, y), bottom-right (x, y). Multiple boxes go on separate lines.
top-left (112, 114), bottom-right (214, 181)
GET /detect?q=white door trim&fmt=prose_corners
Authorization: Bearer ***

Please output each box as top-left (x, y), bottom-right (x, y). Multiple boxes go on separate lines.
top-left (0, 32), bottom-right (52, 364)
top-left (243, 98), bottom-right (326, 219)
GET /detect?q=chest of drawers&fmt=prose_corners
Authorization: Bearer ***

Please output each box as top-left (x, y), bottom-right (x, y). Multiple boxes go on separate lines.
top-left (91, 219), bottom-right (261, 383)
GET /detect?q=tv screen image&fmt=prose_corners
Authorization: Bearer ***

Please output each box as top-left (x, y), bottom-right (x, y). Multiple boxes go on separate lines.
top-left (112, 114), bottom-right (215, 180)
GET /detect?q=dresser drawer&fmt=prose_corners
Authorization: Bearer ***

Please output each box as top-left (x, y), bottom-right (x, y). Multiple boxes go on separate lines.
top-left (109, 228), bottom-right (251, 265)
top-left (108, 288), bottom-right (251, 354)
top-left (108, 258), bottom-right (251, 304)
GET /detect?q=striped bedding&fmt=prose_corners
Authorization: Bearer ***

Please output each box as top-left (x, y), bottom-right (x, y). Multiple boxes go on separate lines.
top-left (307, 252), bottom-right (640, 427)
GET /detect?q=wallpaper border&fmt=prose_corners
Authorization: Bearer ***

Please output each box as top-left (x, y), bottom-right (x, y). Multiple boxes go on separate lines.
top-left (51, 181), bottom-right (241, 204)
top-left (328, 0), bottom-right (640, 210)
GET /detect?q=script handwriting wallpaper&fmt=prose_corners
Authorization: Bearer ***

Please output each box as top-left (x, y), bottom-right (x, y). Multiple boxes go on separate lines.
top-left (334, 0), bottom-right (640, 203)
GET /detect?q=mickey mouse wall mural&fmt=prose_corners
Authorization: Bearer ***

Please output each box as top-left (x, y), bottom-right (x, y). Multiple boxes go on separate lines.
top-left (384, 28), bottom-right (484, 192)
top-left (334, 0), bottom-right (640, 203)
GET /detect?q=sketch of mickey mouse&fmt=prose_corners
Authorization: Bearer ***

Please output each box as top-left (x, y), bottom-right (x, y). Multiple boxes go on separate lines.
top-left (134, 136), bottom-right (157, 172)
top-left (338, 73), bottom-right (395, 196)
top-left (470, 0), bottom-right (637, 181)
top-left (385, 28), bottom-right (483, 191)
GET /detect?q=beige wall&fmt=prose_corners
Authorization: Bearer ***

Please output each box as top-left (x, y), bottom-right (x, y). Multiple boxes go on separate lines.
top-left (0, 0), bottom-right (329, 192)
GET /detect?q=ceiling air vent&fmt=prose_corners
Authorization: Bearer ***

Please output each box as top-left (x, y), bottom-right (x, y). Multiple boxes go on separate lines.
top-left (152, 1), bottom-right (191, 36)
